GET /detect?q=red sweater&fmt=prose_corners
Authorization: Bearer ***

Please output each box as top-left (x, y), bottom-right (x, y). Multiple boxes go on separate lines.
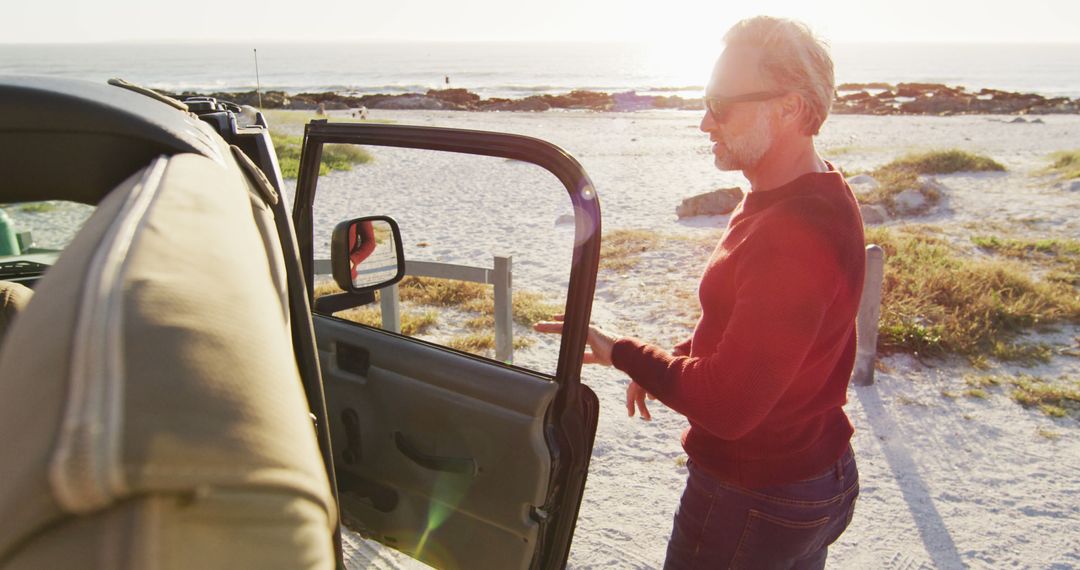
top-left (611, 168), bottom-right (865, 489)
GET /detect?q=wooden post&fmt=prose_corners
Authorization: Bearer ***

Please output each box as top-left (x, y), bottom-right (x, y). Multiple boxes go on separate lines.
top-left (853, 245), bottom-right (885, 386)
top-left (493, 255), bottom-right (513, 363)
top-left (380, 282), bottom-right (402, 334)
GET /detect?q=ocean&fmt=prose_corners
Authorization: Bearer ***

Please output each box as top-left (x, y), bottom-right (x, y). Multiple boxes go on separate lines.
top-left (1, 41), bottom-right (1079, 99)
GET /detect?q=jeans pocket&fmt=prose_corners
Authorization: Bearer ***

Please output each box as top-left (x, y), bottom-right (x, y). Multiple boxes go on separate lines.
top-left (730, 509), bottom-right (831, 570)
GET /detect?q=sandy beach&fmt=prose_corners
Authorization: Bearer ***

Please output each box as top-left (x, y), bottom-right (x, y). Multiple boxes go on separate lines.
top-left (272, 108), bottom-right (1080, 570)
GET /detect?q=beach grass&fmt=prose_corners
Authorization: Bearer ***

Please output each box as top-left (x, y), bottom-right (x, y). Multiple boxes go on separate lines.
top-left (601, 229), bottom-right (664, 272)
top-left (973, 235), bottom-right (1080, 287)
top-left (964, 388), bottom-right (990, 399)
top-left (887, 149), bottom-right (1006, 175)
top-left (319, 275), bottom-right (560, 332)
top-left (312, 280), bottom-right (439, 335)
top-left (446, 332), bottom-right (534, 355)
top-left (261, 109), bottom-right (395, 128)
top-left (1036, 427), bottom-right (1062, 441)
top-left (333, 306), bottom-right (438, 336)
top-left (465, 315), bottom-right (494, 330)
top-left (398, 276), bottom-right (561, 326)
top-left (511, 291), bottom-right (564, 326)
top-left (822, 145), bottom-right (858, 158)
top-left (856, 149), bottom-right (1005, 214)
top-left (1047, 148), bottom-right (1080, 179)
top-left (399, 276), bottom-right (488, 309)
top-left (271, 131), bottom-right (373, 179)
top-left (964, 373), bottom-right (1004, 389)
top-left (866, 226), bottom-right (1080, 361)
top-left (313, 280), bottom-right (345, 298)
top-left (961, 373), bottom-right (1079, 418)
top-left (1008, 375), bottom-right (1080, 418)
top-left (16, 202), bottom-right (58, 214)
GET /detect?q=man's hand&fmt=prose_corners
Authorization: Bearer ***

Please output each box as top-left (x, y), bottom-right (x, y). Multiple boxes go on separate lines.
top-left (533, 314), bottom-right (618, 366)
top-left (626, 381), bottom-right (655, 421)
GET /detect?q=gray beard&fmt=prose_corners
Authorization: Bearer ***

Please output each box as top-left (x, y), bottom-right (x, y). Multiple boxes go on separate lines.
top-left (712, 110), bottom-right (774, 172)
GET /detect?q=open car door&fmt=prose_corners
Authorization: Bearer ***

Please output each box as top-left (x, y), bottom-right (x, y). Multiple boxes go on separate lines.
top-left (292, 122), bottom-right (601, 569)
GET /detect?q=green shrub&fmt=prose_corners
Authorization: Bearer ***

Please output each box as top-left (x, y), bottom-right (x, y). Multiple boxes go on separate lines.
top-left (18, 202), bottom-right (58, 214)
top-left (856, 150), bottom-right (1004, 214)
top-left (1009, 375), bottom-right (1080, 418)
top-left (887, 149), bottom-right (1006, 175)
top-left (1048, 148), bottom-right (1080, 179)
top-left (867, 226), bottom-right (1080, 359)
top-left (270, 131), bottom-right (372, 179)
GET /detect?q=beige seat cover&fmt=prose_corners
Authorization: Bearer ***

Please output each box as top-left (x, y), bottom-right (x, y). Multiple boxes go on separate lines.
top-left (0, 281), bottom-right (32, 345)
top-left (0, 152), bottom-right (335, 568)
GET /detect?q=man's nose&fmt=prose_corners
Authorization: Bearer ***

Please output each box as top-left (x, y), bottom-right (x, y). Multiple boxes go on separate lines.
top-left (700, 108), bottom-right (716, 133)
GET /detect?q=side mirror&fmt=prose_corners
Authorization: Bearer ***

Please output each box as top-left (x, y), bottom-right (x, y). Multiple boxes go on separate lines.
top-left (330, 216), bottom-right (405, 293)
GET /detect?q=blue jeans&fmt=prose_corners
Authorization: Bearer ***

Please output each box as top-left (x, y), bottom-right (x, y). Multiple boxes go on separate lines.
top-left (663, 447), bottom-right (858, 570)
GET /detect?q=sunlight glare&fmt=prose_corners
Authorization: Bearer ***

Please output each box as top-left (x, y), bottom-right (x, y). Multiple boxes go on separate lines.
top-left (643, 39), bottom-right (720, 97)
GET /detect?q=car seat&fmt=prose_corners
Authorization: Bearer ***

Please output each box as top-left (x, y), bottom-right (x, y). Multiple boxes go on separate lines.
top-left (0, 151), bottom-right (336, 568)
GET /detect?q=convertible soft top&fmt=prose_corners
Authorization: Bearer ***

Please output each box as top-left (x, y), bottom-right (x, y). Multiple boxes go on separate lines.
top-left (0, 76), bottom-right (225, 205)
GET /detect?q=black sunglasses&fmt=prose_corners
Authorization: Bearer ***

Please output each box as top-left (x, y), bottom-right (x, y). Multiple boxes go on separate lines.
top-left (704, 91), bottom-right (786, 119)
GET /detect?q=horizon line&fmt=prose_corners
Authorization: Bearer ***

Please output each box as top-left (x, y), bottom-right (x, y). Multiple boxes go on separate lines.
top-left (3, 39), bottom-right (1080, 46)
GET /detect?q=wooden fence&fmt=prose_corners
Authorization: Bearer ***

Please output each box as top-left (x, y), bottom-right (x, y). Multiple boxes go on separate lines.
top-left (315, 255), bottom-right (515, 363)
top-left (317, 245), bottom-right (884, 382)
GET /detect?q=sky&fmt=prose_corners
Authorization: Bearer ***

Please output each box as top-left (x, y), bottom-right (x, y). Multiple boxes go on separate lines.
top-left (2, 0), bottom-right (1079, 44)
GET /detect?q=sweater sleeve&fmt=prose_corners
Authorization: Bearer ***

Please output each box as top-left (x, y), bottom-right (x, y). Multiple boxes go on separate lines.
top-left (611, 230), bottom-right (841, 440)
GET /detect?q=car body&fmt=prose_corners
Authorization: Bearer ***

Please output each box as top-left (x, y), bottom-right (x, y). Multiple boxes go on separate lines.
top-left (0, 76), bottom-right (601, 569)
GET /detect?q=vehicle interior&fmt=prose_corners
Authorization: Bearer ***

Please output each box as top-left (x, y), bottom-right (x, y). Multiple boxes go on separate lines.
top-left (0, 76), bottom-right (337, 568)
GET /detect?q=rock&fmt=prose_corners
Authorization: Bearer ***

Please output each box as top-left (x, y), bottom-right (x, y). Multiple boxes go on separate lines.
top-left (542, 90), bottom-right (613, 111)
top-left (676, 187), bottom-right (744, 219)
top-left (287, 97), bottom-right (318, 110)
top-left (860, 204), bottom-right (889, 225)
top-left (480, 96), bottom-right (551, 112)
top-left (897, 82), bottom-right (951, 93)
top-left (555, 214), bottom-right (576, 225)
top-left (840, 90), bottom-right (872, 102)
top-left (427, 88), bottom-right (481, 109)
top-left (1008, 116), bottom-right (1027, 123)
top-left (1067, 180), bottom-right (1080, 192)
top-left (1030, 118), bottom-right (1044, 124)
top-left (837, 82), bottom-right (894, 91)
top-left (893, 188), bottom-right (928, 214)
top-left (367, 95), bottom-right (446, 110)
top-left (651, 95), bottom-right (702, 110)
top-left (612, 91), bottom-right (656, 112)
top-left (847, 174), bottom-right (879, 189)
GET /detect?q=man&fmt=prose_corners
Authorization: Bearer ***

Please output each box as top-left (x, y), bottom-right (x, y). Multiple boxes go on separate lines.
top-left (536, 16), bottom-right (864, 569)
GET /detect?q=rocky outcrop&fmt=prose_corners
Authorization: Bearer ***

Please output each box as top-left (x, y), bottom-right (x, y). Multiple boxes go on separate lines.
top-left (427, 88), bottom-right (481, 108)
top-left (833, 83), bottom-right (1080, 116)
top-left (676, 187), bottom-right (744, 219)
top-left (365, 94), bottom-right (447, 110)
top-left (164, 83), bottom-right (1078, 116)
top-left (479, 96), bottom-right (551, 112)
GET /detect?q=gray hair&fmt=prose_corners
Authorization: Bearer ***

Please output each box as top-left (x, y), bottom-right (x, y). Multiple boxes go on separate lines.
top-left (724, 16), bottom-right (835, 136)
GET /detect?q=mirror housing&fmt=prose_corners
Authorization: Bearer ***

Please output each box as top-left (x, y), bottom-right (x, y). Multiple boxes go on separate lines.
top-left (330, 215), bottom-right (405, 294)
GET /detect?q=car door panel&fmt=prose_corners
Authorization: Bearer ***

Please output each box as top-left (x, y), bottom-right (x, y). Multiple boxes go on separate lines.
top-left (293, 122), bottom-right (601, 569)
top-left (317, 317), bottom-right (557, 569)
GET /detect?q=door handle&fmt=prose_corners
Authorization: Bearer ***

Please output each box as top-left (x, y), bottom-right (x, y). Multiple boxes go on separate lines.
top-left (394, 432), bottom-right (477, 476)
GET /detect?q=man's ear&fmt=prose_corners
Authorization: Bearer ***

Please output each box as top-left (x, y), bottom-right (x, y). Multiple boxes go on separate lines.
top-left (777, 92), bottom-right (805, 130)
